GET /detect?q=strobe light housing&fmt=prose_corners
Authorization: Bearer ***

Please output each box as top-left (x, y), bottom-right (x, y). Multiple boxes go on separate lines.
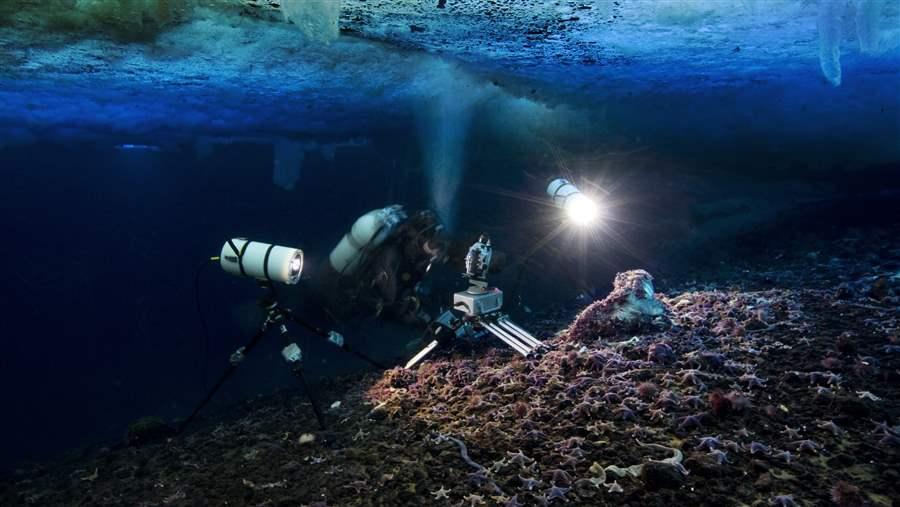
top-left (220, 238), bottom-right (304, 285)
top-left (546, 178), bottom-right (599, 226)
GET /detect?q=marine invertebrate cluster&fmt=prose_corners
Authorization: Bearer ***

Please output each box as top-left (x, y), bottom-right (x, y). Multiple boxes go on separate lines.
top-left (10, 252), bottom-right (900, 506)
top-left (567, 270), bottom-right (668, 343)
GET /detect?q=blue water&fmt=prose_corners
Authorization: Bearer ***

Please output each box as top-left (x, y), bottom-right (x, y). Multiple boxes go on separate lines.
top-left (1, 0), bottom-right (899, 470)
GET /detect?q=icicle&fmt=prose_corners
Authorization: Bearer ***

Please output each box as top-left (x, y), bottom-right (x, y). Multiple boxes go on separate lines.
top-left (281, 0), bottom-right (341, 42)
top-left (818, 0), bottom-right (845, 87)
top-left (856, 0), bottom-right (885, 54)
top-left (272, 140), bottom-right (305, 191)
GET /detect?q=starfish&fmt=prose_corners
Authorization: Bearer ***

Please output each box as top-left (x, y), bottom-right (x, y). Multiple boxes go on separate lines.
top-left (586, 421), bottom-right (615, 434)
top-left (856, 391), bottom-right (882, 401)
top-left (490, 458), bottom-right (508, 473)
top-left (556, 436), bottom-right (585, 451)
top-left (682, 395), bottom-right (705, 408)
top-left (748, 441), bottom-right (770, 455)
top-left (614, 405), bottom-right (636, 421)
top-left (722, 439), bottom-right (742, 452)
top-left (869, 420), bottom-right (897, 435)
top-left (739, 373), bottom-right (766, 388)
top-left (770, 494), bottom-right (797, 507)
top-left (649, 408), bottom-right (668, 421)
top-left (679, 369), bottom-right (705, 386)
top-left (677, 413), bottom-right (705, 431)
top-left (773, 450), bottom-right (794, 464)
top-left (707, 449), bottom-right (729, 464)
top-left (695, 436), bottom-right (721, 451)
top-left (546, 468), bottom-right (572, 486)
top-left (815, 420), bottom-right (844, 436)
top-left (781, 426), bottom-right (802, 439)
top-left (432, 486), bottom-right (451, 499)
top-left (559, 455), bottom-right (582, 469)
top-left (814, 386), bottom-right (834, 398)
top-left (545, 485), bottom-right (569, 502)
top-left (880, 432), bottom-right (900, 446)
top-left (607, 481), bottom-right (624, 493)
top-left (585, 476), bottom-right (605, 488)
top-left (570, 401), bottom-right (593, 419)
top-left (464, 493), bottom-right (485, 506)
top-left (507, 450), bottom-right (532, 467)
top-left (790, 439), bottom-right (821, 453)
top-left (352, 428), bottom-right (369, 441)
top-left (504, 495), bottom-right (524, 507)
top-left (601, 392), bottom-right (621, 403)
top-left (518, 476), bottom-right (540, 491)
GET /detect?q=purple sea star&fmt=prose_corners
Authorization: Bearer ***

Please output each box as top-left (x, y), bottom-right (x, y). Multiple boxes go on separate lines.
top-left (770, 494), bottom-right (797, 507)
top-left (790, 440), bottom-right (821, 453)
top-left (694, 436), bottom-right (721, 451)
top-left (815, 420), bottom-right (844, 436)
top-left (739, 373), bottom-right (766, 389)
top-left (545, 485), bottom-right (569, 502)
top-left (519, 476), bottom-right (540, 490)
top-left (708, 449), bottom-right (729, 464)
top-left (773, 450), bottom-right (794, 464)
top-left (748, 441), bottom-right (770, 455)
top-left (781, 427), bottom-right (802, 439)
top-left (677, 413), bottom-right (706, 431)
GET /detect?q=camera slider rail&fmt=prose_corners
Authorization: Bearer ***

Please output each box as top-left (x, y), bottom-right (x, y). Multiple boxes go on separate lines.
top-left (404, 285), bottom-right (544, 369)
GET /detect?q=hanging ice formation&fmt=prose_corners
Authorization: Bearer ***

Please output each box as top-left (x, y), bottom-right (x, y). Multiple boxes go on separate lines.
top-left (818, 0), bottom-right (890, 87)
top-left (195, 136), bottom-right (368, 191)
top-left (272, 139), bottom-right (305, 191)
top-left (239, 0), bottom-right (340, 41)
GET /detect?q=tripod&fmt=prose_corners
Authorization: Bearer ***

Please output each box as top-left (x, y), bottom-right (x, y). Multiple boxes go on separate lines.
top-left (179, 283), bottom-right (386, 434)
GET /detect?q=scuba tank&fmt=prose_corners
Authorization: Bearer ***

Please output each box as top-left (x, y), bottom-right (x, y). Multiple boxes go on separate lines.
top-left (328, 205), bottom-right (407, 276)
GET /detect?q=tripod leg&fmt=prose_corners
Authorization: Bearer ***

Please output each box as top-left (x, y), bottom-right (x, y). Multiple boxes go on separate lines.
top-left (291, 366), bottom-right (326, 430)
top-left (178, 325), bottom-right (269, 434)
top-left (285, 312), bottom-right (387, 370)
top-left (404, 339), bottom-right (440, 369)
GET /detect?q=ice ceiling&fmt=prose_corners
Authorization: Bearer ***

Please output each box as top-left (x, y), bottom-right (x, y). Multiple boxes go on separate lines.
top-left (0, 0), bottom-right (898, 159)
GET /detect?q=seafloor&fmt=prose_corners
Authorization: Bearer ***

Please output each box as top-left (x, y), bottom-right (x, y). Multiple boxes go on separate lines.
top-left (3, 226), bottom-right (899, 507)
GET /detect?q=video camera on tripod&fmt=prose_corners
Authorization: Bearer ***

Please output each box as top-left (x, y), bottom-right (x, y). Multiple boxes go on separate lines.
top-left (180, 238), bottom-right (385, 434)
top-left (404, 233), bottom-right (545, 369)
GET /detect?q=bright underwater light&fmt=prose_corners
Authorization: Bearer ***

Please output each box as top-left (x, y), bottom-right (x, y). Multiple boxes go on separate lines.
top-left (547, 178), bottom-right (601, 227)
top-left (220, 238), bottom-right (304, 285)
top-left (564, 193), bottom-right (599, 226)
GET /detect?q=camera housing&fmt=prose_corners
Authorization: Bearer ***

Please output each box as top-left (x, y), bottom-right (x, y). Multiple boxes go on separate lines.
top-left (220, 238), bottom-right (304, 285)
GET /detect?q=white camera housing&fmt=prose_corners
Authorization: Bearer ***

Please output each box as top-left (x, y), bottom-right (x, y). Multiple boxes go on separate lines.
top-left (220, 238), bottom-right (304, 285)
top-left (453, 287), bottom-right (503, 317)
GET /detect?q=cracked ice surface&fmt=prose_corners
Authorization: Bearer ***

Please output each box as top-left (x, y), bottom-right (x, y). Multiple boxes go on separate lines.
top-left (0, 0), bottom-right (898, 146)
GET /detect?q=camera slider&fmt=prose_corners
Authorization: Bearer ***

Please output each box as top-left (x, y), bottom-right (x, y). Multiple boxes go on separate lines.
top-left (404, 285), bottom-right (544, 369)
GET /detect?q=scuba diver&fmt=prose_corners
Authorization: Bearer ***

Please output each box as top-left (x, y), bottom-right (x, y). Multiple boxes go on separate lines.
top-left (303, 205), bottom-right (450, 328)
top-left (179, 205), bottom-right (449, 434)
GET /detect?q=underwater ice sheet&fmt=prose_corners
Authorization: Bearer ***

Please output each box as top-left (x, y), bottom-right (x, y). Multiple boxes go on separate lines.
top-left (0, 2), bottom-right (899, 505)
top-left (0, 0), bottom-right (897, 143)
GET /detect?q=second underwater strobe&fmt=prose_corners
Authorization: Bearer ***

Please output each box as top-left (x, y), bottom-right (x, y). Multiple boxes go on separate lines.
top-left (405, 234), bottom-right (544, 369)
